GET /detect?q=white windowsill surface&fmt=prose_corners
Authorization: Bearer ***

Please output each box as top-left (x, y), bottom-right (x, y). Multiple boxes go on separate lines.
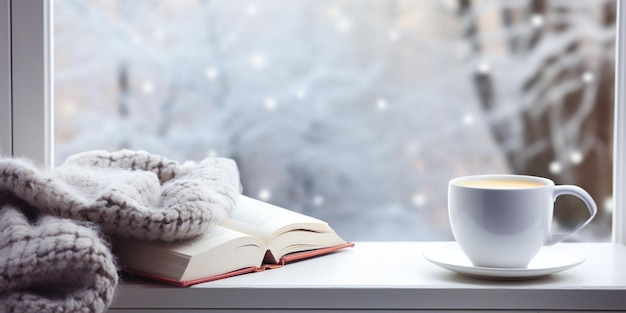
top-left (108, 242), bottom-right (626, 312)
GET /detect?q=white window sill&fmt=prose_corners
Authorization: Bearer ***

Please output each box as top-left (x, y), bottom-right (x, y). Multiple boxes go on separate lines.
top-left (108, 242), bottom-right (626, 312)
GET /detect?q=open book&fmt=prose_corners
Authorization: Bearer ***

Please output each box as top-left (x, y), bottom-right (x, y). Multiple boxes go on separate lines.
top-left (114, 195), bottom-right (354, 287)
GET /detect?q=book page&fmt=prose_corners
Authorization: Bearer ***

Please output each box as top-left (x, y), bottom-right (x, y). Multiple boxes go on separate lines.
top-left (221, 196), bottom-right (327, 243)
top-left (170, 225), bottom-right (257, 256)
top-left (266, 229), bottom-right (349, 262)
top-left (182, 226), bottom-right (266, 281)
top-left (115, 225), bottom-right (266, 281)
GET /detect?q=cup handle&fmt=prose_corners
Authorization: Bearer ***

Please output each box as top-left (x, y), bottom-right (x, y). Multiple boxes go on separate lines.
top-left (545, 185), bottom-right (598, 245)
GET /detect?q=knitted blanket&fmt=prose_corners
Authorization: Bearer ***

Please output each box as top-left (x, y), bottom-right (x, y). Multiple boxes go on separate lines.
top-left (0, 150), bottom-right (241, 312)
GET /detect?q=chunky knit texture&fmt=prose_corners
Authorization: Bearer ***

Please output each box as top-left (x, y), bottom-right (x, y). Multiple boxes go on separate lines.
top-left (0, 206), bottom-right (117, 313)
top-left (0, 150), bottom-right (241, 312)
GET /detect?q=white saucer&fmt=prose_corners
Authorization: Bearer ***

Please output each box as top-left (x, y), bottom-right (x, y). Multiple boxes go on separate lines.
top-left (423, 243), bottom-right (585, 280)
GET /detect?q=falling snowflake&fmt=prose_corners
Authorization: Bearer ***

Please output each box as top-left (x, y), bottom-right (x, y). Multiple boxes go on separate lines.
top-left (258, 188), bottom-right (271, 201)
top-left (205, 67), bottom-right (218, 80)
top-left (264, 97), bottom-right (277, 111)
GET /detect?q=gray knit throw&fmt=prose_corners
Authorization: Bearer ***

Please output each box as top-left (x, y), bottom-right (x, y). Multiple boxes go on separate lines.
top-left (0, 150), bottom-right (241, 312)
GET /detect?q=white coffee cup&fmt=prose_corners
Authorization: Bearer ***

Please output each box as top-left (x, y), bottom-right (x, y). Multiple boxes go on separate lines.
top-left (448, 174), bottom-right (597, 268)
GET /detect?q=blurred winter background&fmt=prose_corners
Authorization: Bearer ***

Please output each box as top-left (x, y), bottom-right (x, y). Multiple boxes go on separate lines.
top-left (53, 0), bottom-right (615, 241)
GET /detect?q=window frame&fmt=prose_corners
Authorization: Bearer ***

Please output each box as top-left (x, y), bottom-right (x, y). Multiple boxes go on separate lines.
top-left (613, 0), bottom-right (626, 244)
top-left (0, 0), bottom-right (11, 156)
top-left (0, 0), bottom-right (624, 243)
top-left (0, 0), bottom-right (53, 166)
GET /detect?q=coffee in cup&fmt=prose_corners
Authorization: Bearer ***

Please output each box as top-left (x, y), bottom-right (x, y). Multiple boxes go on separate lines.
top-left (448, 174), bottom-right (597, 268)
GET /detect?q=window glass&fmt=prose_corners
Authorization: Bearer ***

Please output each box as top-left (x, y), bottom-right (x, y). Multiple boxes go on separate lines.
top-left (53, 0), bottom-right (615, 241)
